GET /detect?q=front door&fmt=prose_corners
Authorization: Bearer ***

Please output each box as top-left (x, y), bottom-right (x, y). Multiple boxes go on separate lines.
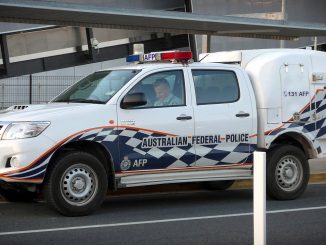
top-left (116, 68), bottom-right (195, 173)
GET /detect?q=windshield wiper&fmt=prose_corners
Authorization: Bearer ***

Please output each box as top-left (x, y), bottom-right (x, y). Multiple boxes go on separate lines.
top-left (55, 98), bottom-right (105, 104)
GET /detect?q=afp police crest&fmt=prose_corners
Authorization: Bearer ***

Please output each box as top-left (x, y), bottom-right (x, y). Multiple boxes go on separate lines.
top-left (120, 156), bottom-right (131, 171)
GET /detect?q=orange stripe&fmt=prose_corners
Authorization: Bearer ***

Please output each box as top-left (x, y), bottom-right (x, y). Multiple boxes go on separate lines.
top-left (266, 123), bottom-right (285, 135)
top-left (2, 88), bottom-right (324, 180)
top-left (0, 176), bottom-right (43, 183)
top-left (0, 125), bottom-right (116, 177)
top-left (250, 89), bottom-right (326, 138)
top-left (298, 89), bottom-right (324, 114)
top-left (118, 126), bottom-right (177, 136)
top-left (0, 125), bottom-right (178, 177)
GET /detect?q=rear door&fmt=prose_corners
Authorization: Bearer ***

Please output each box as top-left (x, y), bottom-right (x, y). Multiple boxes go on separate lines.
top-left (189, 67), bottom-right (254, 168)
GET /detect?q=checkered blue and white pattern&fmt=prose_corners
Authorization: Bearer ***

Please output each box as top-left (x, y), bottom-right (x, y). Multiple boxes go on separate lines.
top-left (68, 90), bottom-right (326, 172)
top-left (67, 127), bottom-right (253, 172)
top-left (265, 90), bottom-right (326, 155)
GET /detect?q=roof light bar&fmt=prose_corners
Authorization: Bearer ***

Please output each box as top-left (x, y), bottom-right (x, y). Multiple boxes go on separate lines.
top-left (126, 51), bottom-right (193, 63)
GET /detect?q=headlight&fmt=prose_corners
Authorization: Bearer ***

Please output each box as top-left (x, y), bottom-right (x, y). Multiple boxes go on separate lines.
top-left (2, 122), bottom-right (50, 140)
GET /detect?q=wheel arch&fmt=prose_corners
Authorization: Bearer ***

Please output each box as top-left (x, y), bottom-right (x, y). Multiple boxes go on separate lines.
top-left (269, 131), bottom-right (316, 159)
top-left (44, 140), bottom-right (116, 190)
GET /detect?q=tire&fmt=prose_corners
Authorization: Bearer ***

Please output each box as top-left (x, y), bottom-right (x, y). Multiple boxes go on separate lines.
top-left (44, 151), bottom-right (108, 216)
top-left (266, 145), bottom-right (309, 200)
top-left (0, 188), bottom-right (38, 202)
top-left (204, 180), bottom-right (235, 191)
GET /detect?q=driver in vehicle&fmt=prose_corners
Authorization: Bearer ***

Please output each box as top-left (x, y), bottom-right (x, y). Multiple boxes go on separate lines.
top-left (153, 78), bottom-right (182, 106)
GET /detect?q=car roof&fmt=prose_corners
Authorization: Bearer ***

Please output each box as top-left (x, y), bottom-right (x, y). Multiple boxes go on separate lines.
top-left (99, 62), bottom-right (239, 72)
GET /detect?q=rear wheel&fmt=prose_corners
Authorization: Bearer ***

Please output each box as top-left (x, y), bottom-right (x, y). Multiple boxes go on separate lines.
top-left (267, 145), bottom-right (309, 200)
top-left (44, 151), bottom-right (108, 216)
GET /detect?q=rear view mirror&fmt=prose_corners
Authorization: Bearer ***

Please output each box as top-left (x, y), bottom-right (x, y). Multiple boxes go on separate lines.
top-left (121, 92), bottom-right (147, 109)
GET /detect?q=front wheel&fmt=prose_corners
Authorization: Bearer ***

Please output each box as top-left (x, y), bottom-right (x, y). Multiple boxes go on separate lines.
top-left (266, 145), bottom-right (309, 200)
top-left (44, 151), bottom-right (108, 216)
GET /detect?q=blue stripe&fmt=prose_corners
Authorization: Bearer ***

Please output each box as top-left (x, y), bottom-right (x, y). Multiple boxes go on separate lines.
top-left (317, 103), bottom-right (326, 113)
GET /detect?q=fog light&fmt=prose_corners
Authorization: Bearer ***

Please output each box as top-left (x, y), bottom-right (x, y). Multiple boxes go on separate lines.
top-left (5, 157), bottom-right (11, 168)
top-left (10, 156), bottom-right (20, 168)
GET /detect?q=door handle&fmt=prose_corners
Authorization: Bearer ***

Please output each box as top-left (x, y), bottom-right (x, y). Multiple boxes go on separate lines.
top-left (176, 115), bottom-right (192, 120)
top-left (236, 112), bottom-right (250, 117)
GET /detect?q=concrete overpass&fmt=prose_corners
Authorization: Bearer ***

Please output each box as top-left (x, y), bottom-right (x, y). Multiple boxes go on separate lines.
top-left (1, 0), bottom-right (326, 79)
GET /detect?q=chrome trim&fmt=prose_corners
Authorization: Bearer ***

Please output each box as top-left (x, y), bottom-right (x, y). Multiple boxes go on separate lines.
top-left (118, 168), bottom-right (252, 187)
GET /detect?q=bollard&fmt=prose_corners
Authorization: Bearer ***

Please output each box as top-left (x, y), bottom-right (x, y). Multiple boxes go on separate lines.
top-left (254, 151), bottom-right (266, 245)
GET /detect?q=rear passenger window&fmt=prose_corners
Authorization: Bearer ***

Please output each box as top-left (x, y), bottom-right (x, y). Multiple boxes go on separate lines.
top-left (192, 70), bottom-right (239, 105)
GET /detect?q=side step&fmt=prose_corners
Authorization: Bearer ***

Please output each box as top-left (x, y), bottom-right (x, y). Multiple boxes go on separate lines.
top-left (118, 169), bottom-right (253, 188)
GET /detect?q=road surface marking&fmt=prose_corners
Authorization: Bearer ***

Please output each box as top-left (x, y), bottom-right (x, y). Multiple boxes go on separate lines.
top-left (1, 205), bottom-right (326, 236)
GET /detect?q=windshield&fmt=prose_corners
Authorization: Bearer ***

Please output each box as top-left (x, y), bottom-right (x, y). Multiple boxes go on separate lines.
top-left (53, 69), bottom-right (140, 104)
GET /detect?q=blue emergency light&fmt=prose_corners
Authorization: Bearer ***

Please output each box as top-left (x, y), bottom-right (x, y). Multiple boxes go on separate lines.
top-left (126, 54), bottom-right (141, 62)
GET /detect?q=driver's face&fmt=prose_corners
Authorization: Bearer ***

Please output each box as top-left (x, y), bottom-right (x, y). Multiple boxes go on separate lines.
top-left (154, 84), bottom-right (170, 101)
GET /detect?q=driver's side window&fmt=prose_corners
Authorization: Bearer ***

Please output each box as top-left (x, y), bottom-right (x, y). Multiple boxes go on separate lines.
top-left (124, 70), bottom-right (185, 109)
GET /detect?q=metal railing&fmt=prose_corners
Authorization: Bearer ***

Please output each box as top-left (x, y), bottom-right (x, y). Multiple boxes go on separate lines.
top-left (0, 75), bottom-right (83, 109)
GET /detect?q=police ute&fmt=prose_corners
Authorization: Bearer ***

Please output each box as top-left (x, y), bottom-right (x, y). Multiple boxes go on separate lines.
top-left (0, 49), bottom-right (326, 216)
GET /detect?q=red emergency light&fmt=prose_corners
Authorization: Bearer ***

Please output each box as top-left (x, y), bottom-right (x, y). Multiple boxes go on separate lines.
top-left (160, 51), bottom-right (193, 61)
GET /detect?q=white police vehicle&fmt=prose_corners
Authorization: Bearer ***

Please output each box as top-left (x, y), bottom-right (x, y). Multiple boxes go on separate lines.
top-left (0, 49), bottom-right (326, 216)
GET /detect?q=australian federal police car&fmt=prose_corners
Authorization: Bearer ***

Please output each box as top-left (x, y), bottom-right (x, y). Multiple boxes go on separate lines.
top-left (1, 49), bottom-right (326, 216)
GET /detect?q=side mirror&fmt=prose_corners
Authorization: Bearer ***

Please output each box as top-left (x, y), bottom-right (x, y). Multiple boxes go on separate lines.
top-left (121, 92), bottom-right (147, 109)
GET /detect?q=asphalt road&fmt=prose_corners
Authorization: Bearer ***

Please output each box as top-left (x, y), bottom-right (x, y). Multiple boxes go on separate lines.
top-left (0, 183), bottom-right (326, 245)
